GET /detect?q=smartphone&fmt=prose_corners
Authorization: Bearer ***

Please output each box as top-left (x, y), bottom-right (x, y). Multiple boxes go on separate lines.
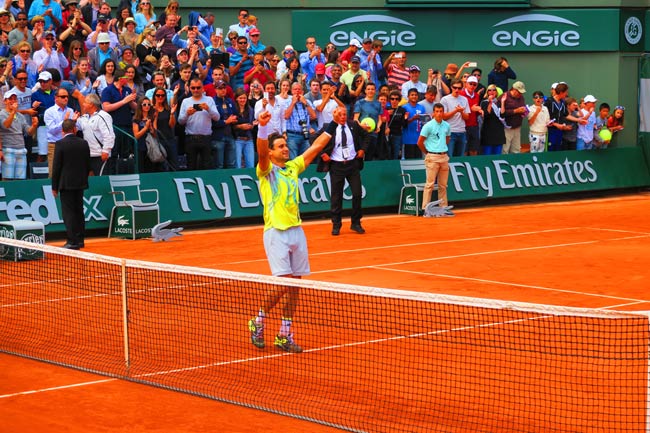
top-left (215, 27), bottom-right (223, 37)
top-left (193, 104), bottom-right (203, 111)
top-left (468, 62), bottom-right (478, 68)
top-left (263, 92), bottom-right (269, 100)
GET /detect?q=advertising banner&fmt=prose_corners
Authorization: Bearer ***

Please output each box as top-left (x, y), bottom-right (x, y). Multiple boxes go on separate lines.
top-left (0, 150), bottom-right (648, 234)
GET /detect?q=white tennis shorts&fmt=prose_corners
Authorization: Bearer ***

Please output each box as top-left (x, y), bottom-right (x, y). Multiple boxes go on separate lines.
top-left (263, 226), bottom-right (310, 277)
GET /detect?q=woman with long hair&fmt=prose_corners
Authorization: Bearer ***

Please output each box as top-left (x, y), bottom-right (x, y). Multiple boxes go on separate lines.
top-left (151, 86), bottom-right (178, 170)
top-left (123, 63), bottom-right (145, 99)
top-left (158, 55), bottom-right (175, 87)
top-left (93, 59), bottom-right (116, 96)
top-left (247, 78), bottom-right (264, 108)
top-left (115, 6), bottom-right (132, 33)
top-left (70, 57), bottom-right (95, 96)
top-left (63, 40), bottom-right (86, 80)
top-left (232, 88), bottom-right (255, 168)
top-left (479, 84), bottom-right (506, 155)
top-left (275, 78), bottom-right (291, 109)
top-left (134, 0), bottom-right (156, 34)
top-left (132, 96), bottom-right (160, 172)
top-left (135, 27), bottom-right (161, 63)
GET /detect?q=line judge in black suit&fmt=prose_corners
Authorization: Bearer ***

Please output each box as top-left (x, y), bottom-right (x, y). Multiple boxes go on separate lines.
top-left (317, 106), bottom-right (367, 236)
top-left (51, 119), bottom-right (92, 250)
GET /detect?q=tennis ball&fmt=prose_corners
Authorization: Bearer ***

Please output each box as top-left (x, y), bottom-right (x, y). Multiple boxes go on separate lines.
top-left (598, 128), bottom-right (612, 142)
top-left (360, 117), bottom-right (376, 132)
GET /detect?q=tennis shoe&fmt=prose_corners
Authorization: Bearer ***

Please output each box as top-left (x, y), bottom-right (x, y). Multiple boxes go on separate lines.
top-left (274, 333), bottom-right (303, 353)
top-left (248, 318), bottom-right (265, 349)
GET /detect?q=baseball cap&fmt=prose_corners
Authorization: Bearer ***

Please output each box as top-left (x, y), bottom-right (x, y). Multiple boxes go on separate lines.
top-left (350, 55), bottom-right (361, 63)
top-left (315, 63), bottom-right (326, 74)
top-left (512, 81), bottom-right (526, 93)
top-left (97, 13), bottom-right (109, 22)
top-left (467, 76), bottom-right (478, 84)
top-left (176, 48), bottom-right (188, 57)
top-left (362, 37), bottom-right (372, 44)
top-left (214, 80), bottom-right (227, 89)
top-left (249, 28), bottom-right (260, 36)
top-left (283, 44), bottom-right (294, 52)
top-left (444, 63), bottom-right (458, 74)
top-left (551, 81), bottom-right (567, 90)
top-left (3, 87), bottom-right (17, 99)
top-left (408, 65), bottom-right (420, 72)
top-left (97, 32), bottom-right (111, 44)
top-left (350, 38), bottom-right (362, 48)
top-left (38, 71), bottom-right (52, 81)
top-left (43, 30), bottom-right (56, 39)
top-left (583, 94), bottom-right (597, 103)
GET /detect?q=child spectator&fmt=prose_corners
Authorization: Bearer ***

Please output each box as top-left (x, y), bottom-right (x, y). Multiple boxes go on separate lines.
top-left (592, 102), bottom-right (610, 148)
top-left (606, 105), bottom-right (625, 145)
top-left (576, 94), bottom-right (597, 150)
top-left (527, 90), bottom-right (550, 153)
top-left (562, 97), bottom-right (579, 151)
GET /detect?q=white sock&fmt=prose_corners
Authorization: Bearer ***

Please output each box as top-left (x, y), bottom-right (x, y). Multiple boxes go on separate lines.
top-left (256, 309), bottom-right (266, 325)
top-left (279, 317), bottom-right (292, 336)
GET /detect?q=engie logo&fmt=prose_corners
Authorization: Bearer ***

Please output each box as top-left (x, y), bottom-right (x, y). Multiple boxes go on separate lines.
top-left (492, 14), bottom-right (580, 48)
top-left (329, 15), bottom-right (416, 48)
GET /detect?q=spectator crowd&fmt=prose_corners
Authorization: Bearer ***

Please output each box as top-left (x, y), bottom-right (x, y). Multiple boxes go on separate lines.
top-left (0, 4), bottom-right (627, 180)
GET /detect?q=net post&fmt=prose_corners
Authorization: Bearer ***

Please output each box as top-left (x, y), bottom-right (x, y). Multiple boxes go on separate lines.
top-left (121, 258), bottom-right (130, 373)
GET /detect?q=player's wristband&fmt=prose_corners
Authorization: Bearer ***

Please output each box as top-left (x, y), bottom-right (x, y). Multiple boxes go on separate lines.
top-left (257, 123), bottom-right (270, 140)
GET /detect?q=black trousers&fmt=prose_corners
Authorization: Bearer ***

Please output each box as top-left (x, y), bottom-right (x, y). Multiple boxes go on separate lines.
top-left (329, 160), bottom-right (363, 227)
top-left (60, 189), bottom-right (85, 245)
top-left (185, 134), bottom-right (213, 170)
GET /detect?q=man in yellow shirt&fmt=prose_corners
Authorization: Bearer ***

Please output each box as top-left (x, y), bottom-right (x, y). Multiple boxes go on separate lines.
top-left (248, 110), bottom-right (333, 353)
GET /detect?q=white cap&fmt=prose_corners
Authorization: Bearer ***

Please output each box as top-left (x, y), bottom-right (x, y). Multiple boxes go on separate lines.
top-left (283, 44), bottom-right (294, 52)
top-left (583, 94), bottom-right (597, 103)
top-left (467, 76), bottom-right (478, 84)
top-left (3, 87), bottom-right (18, 99)
top-left (350, 38), bottom-right (362, 48)
top-left (97, 32), bottom-right (111, 44)
top-left (38, 71), bottom-right (52, 81)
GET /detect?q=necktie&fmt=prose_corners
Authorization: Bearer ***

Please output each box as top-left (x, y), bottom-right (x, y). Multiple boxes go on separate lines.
top-left (340, 125), bottom-right (347, 148)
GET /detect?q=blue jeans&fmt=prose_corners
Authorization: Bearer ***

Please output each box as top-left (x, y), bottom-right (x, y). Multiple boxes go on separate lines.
top-left (235, 137), bottom-right (255, 168)
top-left (390, 135), bottom-right (403, 160)
top-left (482, 145), bottom-right (503, 155)
top-left (212, 136), bottom-right (235, 169)
top-left (576, 138), bottom-right (593, 151)
top-left (448, 132), bottom-right (467, 157)
top-left (286, 132), bottom-right (310, 160)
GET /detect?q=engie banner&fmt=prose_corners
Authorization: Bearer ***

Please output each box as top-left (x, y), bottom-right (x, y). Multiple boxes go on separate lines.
top-left (0, 149), bottom-right (648, 234)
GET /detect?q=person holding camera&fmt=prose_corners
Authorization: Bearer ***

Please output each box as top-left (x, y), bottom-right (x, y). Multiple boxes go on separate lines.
top-left (177, 77), bottom-right (220, 170)
top-left (284, 81), bottom-right (316, 159)
top-left (243, 52), bottom-right (274, 87)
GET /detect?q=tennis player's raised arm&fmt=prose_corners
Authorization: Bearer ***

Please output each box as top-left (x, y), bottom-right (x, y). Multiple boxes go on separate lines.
top-left (256, 110), bottom-right (272, 172)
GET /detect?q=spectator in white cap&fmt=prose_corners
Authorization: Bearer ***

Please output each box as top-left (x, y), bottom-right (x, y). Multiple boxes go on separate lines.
top-left (276, 44), bottom-right (295, 79)
top-left (401, 65), bottom-right (427, 101)
top-left (33, 30), bottom-right (69, 77)
top-left (0, 87), bottom-right (39, 180)
top-left (339, 38), bottom-right (362, 66)
top-left (85, 13), bottom-right (119, 50)
top-left (87, 32), bottom-right (120, 74)
top-left (576, 94), bottom-right (598, 150)
top-left (31, 70), bottom-right (56, 163)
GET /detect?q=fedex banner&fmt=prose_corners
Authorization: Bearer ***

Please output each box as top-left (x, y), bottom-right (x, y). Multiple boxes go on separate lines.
top-left (0, 149), bottom-right (648, 234)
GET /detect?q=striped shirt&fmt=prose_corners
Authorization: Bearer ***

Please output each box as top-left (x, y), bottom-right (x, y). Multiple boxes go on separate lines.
top-left (387, 63), bottom-right (410, 90)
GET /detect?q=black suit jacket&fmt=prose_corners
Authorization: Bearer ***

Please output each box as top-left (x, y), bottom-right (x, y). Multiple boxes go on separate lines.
top-left (52, 134), bottom-right (92, 192)
top-left (316, 121), bottom-right (367, 173)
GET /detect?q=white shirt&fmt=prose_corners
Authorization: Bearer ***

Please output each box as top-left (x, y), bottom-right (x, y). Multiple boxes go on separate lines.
top-left (77, 110), bottom-right (115, 157)
top-left (254, 98), bottom-right (285, 134)
top-left (330, 124), bottom-right (355, 162)
top-left (313, 98), bottom-right (339, 129)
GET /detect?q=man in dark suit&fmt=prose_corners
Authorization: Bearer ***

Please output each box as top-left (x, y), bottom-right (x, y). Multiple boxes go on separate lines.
top-left (317, 106), bottom-right (366, 236)
top-left (51, 119), bottom-right (92, 249)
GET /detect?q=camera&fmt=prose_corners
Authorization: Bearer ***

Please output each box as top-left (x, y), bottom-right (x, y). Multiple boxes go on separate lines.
top-left (193, 103), bottom-right (203, 111)
top-left (299, 120), bottom-right (309, 139)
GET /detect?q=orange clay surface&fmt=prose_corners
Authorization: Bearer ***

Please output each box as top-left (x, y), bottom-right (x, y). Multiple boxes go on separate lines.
top-left (2, 193), bottom-right (649, 432)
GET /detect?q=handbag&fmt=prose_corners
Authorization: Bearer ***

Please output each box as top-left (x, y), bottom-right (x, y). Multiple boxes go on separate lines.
top-left (146, 133), bottom-right (167, 163)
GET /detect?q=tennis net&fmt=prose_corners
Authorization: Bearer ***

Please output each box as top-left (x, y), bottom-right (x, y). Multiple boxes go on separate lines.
top-left (1, 236), bottom-right (648, 432)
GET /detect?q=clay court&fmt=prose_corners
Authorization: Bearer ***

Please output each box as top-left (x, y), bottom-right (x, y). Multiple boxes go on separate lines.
top-left (2, 192), bottom-right (650, 432)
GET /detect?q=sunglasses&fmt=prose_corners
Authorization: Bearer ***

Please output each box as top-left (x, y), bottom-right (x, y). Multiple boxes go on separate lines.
top-left (57, 95), bottom-right (69, 99)
top-left (17, 17), bottom-right (28, 21)
top-left (141, 102), bottom-right (151, 106)
top-left (140, 2), bottom-right (150, 4)
top-left (473, 73), bottom-right (481, 77)
top-left (15, 76), bottom-right (28, 80)
top-left (237, 41), bottom-right (247, 44)
top-left (190, 86), bottom-right (202, 90)
top-left (45, 37), bottom-right (55, 40)
top-left (468, 83), bottom-right (477, 86)
top-left (533, 95), bottom-right (543, 99)
top-left (0, 63), bottom-right (6, 68)
top-left (73, 47), bottom-right (82, 50)
top-left (155, 93), bottom-right (166, 97)
top-left (452, 86), bottom-right (462, 90)
top-left (390, 97), bottom-right (400, 100)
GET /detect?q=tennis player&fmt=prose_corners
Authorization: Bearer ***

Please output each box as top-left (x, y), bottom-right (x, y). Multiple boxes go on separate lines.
top-left (248, 110), bottom-right (335, 353)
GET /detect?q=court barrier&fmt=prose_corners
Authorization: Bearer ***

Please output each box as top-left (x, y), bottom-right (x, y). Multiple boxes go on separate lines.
top-left (0, 148), bottom-right (649, 234)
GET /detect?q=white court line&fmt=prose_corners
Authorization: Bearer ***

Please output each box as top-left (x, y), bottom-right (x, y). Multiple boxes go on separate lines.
top-left (0, 312), bottom-right (554, 399)
top-left (224, 227), bottom-right (583, 265)
top-left (373, 267), bottom-right (649, 303)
